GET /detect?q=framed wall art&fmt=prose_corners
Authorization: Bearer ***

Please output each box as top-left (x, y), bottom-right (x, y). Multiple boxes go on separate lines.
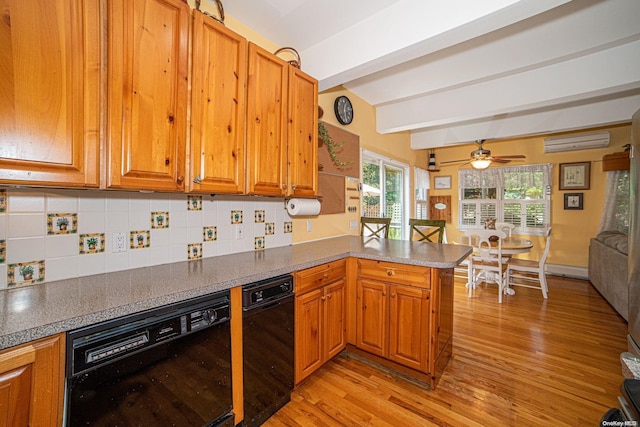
top-left (559, 162), bottom-right (590, 190)
top-left (564, 192), bottom-right (584, 210)
top-left (434, 175), bottom-right (452, 190)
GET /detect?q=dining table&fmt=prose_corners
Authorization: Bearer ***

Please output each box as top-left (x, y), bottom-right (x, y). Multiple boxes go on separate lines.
top-left (452, 233), bottom-right (534, 295)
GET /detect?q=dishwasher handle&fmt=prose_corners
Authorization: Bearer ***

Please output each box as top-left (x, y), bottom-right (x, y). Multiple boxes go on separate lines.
top-left (242, 294), bottom-right (293, 313)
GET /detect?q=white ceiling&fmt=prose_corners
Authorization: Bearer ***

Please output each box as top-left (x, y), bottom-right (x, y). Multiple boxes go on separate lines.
top-left (221, 0), bottom-right (640, 149)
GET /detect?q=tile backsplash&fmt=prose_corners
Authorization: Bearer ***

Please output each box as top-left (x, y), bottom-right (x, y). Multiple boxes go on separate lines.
top-left (0, 188), bottom-right (293, 290)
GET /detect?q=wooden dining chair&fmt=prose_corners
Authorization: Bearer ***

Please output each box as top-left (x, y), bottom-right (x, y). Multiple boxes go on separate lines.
top-left (409, 219), bottom-right (446, 243)
top-left (360, 217), bottom-right (391, 238)
top-left (507, 228), bottom-right (552, 298)
top-left (465, 228), bottom-right (510, 303)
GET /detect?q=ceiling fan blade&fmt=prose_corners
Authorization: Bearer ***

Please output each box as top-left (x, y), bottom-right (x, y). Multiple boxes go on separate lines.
top-left (439, 158), bottom-right (469, 165)
top-left (492, 158), bottom-right (512, 163)
top-left (493, 155), bottom-right (526, 159)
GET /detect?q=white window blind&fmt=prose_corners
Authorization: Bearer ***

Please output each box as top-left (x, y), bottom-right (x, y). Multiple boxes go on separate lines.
top-left (414, 167), bottom-right (429, 219)
top-left (458, 164), bottom-right (552, 234)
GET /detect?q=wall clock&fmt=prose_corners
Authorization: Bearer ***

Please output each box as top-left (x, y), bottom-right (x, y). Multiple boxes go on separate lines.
top-left (334, 96), bottom-right (353, 125)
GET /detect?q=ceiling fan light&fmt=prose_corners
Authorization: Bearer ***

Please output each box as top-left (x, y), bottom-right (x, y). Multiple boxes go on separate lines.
top-left (470, 158), bottom-right (492, 169)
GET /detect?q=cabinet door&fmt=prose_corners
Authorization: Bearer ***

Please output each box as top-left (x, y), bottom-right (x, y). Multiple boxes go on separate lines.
top-left (190, 12), bottom-right (247, 194)
top-left (0, 0), bottom-right (100, 187)
top-left (324, 279), bottom-right (346, 360)
top-left (388, 285), bottom-right (430, 371)
top-left (0, 334), bottom-right (64, 427)
top-left (246, 43), bottom-right (288, 196)
top-left (295, 288), bottom-right (324, 384)
top-left (286, 66), bottom-right (318, 197)
top-left (107, 0), bottom-right (189, 191)
top-left (356, 279), bottom-right (388, 357)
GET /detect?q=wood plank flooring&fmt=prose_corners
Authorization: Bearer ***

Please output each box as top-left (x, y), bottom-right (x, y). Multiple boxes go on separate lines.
top-left (265, 275), bottom-right (628, 426)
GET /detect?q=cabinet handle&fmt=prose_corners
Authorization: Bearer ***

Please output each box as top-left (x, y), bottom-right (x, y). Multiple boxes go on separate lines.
top-left (327, 293), bottom-right (332, 299)
top-left (382, 291), bottom-right (387, 296)
top-left (291, 184), bottom-right (297, 191)
top-left (193, 175), bottom-right (202, 184)
top-left (391, 293), bottom-right (396, 298)
top-left (387, 269), bottom-right (395, 277)
top-left (321, 296), bottom-right (326, 301)
top-left (177, 176), bottom-right (184, 184)
top-left (323, 273), bottom-right (329, 279)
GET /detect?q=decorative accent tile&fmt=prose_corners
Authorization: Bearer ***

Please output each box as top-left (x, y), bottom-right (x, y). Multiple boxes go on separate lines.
top-left (0, 240), bottom-right (5, 263)
top-left (7, 260), bottom-right (45, 287)
top-left (0, 189), bottom-right (6, 212)
top-left (130, 230), bottom-right (150, 249)
top-left (203, 226), bottom-right (217, 242)
top-left (151, 211), bottom-right (169, 229)
top-left (187, 195), bottom-right (202, 211)
top-left (265, 222), bottom-right (275, 235)
top-left (254, 210), bottom-right (265, 223)
top-left (79, 233), bottom-right (105, 254)
top-left (231, 210), bottom-right (243, 224)
top-left (188, 243), bottom-right (202, 260)
top-left (47, 213), bottom-right (77, 234)
top-left (284, 222), bottom-right (293, 233)
top-left (254, 236), bottom-right (265, 250)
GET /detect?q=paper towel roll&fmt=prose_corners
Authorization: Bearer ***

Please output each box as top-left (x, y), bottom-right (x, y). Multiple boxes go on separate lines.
top-left (286, 198), bottom-right (321, 216)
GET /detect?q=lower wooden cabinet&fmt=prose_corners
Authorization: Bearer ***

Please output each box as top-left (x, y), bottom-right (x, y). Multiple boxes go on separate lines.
top-left (0, 334), bottom-right (65, 427)
top-left (294, 260), bottom-right (346, 383)
top-left (357, 278), bottom-right (430, 372)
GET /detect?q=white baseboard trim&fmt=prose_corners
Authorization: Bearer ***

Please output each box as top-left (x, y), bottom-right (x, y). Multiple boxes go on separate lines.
top-left (546, 263), bottom-right (588, 280)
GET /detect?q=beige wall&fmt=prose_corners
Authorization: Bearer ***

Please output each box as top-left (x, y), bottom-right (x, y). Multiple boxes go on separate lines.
top-left (429, 125), bottom-right (631, 268)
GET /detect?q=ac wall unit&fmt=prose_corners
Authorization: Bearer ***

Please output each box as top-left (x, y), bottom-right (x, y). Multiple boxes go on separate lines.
top-left (543, 131), bottom-right (610, 153)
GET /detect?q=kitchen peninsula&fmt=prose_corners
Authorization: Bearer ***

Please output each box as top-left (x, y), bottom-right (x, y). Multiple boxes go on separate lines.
top-left (0, 236), bottom-right (471, 425)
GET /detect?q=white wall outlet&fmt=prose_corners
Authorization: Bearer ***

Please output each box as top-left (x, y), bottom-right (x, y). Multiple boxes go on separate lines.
top-left (306, 220), bottom-right (312, 232)
top-left (350, 219), bottom-right (358, 230)
top-left (235, 224), bottom-right (244, 240)
top-left (112, 232), bottom-right (127, 252)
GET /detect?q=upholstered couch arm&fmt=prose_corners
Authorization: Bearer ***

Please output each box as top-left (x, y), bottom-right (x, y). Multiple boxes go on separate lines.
top-left (588, 231), bottom-right (629, 320)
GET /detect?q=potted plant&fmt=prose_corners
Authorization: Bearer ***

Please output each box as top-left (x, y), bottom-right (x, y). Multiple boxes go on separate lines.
top-left (57, 217), bottom-right (70, 231)
top-left (156, 215), bottom-right (164, 227)
top-left (86, 237), bottom-right (99, 250)
top-left (318, 122), bottom-right (351, 167)
top-left (206, 229), bottom-right (214, 239)
top-left (137, 234), bottom-right (145, 247)
top-left (19, 264), bottom-right (34, 280)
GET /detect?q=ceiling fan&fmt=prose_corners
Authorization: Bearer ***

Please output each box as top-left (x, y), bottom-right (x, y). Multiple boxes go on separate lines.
top-left (439, 140), bottom-right (526, 169)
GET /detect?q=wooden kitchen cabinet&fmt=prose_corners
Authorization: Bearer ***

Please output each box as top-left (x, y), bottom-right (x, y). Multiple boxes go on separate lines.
top-left (356, 259), bottom-right (452, 385)
top-left (0, 0), bottom-right (101, 187)
top-left (294, 260), bottom-right (346, 383)
top-left (189, 11), bottom-right (247, 194)
top-left (246, 43), bottom-right (318, 197)
top-left (356, 278), bottom-right (430, 372)
top-left (0, 334), bottom-right (65, 427)
top-left (286, 66), bottom-right (318, 198)
top-left (106, 0), bottom-right (189, 191)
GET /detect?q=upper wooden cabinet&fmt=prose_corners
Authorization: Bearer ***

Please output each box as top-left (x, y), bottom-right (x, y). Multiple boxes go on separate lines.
top-left (287, 66), bottom-right (318, 198)
top-left (245, 43), bottom-right (289, 196)
top-left (0, 0), bottom-right (101, 187)
top-left (246, 43), bottom-right (318, 197)
top-left (189, 11), bottom-right (247, 194)
top-left (106, 0), bottom-right (189, 191)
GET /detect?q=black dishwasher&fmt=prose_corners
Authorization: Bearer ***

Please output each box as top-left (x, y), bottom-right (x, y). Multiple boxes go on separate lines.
top-left (65, 290), bottom-right (234, 427)
top-left (242, 275), bottom-right (294, 426)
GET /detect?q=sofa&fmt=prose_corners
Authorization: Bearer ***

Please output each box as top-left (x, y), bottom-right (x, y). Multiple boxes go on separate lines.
top-left (588, 230), bottom-right (629, 320)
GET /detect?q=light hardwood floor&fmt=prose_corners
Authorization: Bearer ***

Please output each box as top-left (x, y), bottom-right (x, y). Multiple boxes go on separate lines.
top-left (265, 275), bottom-right (628, 426)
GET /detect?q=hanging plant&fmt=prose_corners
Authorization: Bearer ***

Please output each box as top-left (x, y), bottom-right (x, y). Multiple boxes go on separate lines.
top-left (318, 122), bottom-right (352, 167)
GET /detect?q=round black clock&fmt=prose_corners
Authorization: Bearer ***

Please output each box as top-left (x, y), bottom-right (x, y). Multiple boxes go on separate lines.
top-left (334, 96), bottom-right (353, 125)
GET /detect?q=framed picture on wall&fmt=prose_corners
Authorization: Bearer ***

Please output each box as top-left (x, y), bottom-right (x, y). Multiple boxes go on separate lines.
top-left (559, 162), bottom-right (590, 190)
top-left (434, 175), bottom-right (451, 190)
top-left (564, 192), bottom-right (584, 210)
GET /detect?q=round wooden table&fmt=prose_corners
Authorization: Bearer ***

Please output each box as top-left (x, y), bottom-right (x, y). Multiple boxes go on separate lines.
top-left (453, 234), bottom-right (534, 296)
top-left (452, 235), bottom-right (534, 255)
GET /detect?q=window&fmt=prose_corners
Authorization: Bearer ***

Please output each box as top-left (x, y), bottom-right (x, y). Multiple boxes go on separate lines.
top-left (362, 150), bottom-right (410, 239)
top-left (458, 164), bottom-right (552, 234)
top-left (414, 167), bottom-right (430, 219)
top-left (598, 170), bottom-right (630, 234)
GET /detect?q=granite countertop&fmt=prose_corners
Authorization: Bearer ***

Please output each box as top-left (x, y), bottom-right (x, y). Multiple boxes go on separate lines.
top-left (0, 236), bottom-right (471, 350)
